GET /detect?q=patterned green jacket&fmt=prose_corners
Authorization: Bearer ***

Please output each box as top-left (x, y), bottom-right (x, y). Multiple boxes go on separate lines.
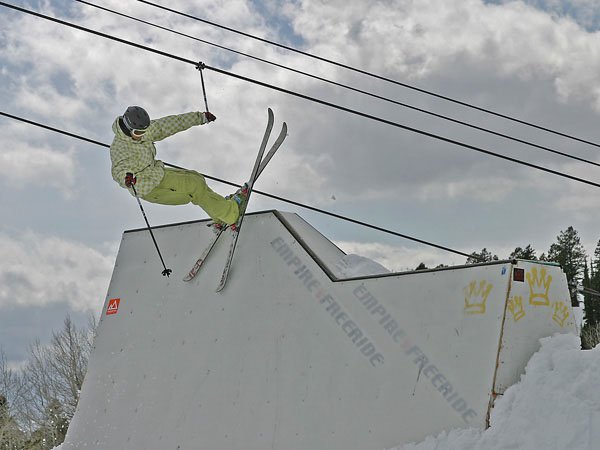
top-left (110, 111), bottom-right (207, 197)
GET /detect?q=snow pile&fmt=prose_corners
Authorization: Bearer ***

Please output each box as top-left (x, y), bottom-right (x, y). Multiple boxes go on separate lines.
top-left (394, 333), bottom-right (600, 450)
top-left (334, 254), bottom-right (391, 278)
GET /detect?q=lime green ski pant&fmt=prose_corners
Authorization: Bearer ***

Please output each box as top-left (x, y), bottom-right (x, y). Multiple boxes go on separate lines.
top-left (142, 168), bottom-right (239, 224)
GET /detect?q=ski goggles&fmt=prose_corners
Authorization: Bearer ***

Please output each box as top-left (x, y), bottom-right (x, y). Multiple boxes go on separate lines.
top-left (122, 115), bottom-right (149, 136)
top-left (131, 128), bottom-right (147, 137)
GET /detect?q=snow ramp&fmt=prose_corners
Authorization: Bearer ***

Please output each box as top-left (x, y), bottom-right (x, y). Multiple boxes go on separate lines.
top-left (64, 210), bottom-right (577, 450)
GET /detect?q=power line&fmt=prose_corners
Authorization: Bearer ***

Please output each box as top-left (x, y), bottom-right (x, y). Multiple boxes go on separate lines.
top-left (2, 1), bottom-right (599, 190)
top-left (0, 111), bottom-right (107, 147)
top-left (580, 287), bottom-right (600, 298)
top-left (138, 0), bottom-right (600, 150)
top-left (0, 110), bottom-right (478, 261)
top-left (75, 0), bottom-right (600, 170)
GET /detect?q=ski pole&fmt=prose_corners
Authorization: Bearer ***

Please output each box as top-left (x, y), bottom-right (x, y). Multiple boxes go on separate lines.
top-left (196, 61), bottom-right (210, 112)
top-left (130, 183), bottom-right (172, 277)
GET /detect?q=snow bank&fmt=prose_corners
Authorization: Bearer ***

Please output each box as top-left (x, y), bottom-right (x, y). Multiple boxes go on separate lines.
top-left (393, 333), bottom-right (600, 450)
top-left (334, 254), bottom-right (391, 277)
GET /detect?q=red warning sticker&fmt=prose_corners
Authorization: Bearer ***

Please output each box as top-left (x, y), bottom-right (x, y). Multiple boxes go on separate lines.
top-left (107, 298), bottom-right (121, 316)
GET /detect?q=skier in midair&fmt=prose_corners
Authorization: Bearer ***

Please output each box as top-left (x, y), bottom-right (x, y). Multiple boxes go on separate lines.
top-left (110, 106), bottom-right (247, 228)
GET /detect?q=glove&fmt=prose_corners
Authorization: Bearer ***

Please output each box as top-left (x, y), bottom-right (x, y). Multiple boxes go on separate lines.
top-left (204, 111), bottom-right (217, 123)
top-left (125, 172), bottom-right (136, 188)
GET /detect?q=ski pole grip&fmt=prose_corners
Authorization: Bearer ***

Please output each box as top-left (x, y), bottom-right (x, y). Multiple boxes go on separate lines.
top-left (196, 61), bottom-right (210, 112)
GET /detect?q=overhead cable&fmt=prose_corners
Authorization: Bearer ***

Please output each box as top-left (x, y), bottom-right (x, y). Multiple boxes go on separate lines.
top-left (75, 0), bottom-right (600, 169)
top-left (137, 0), bottom-right (600, 149)
top-left (1, 2), bottom-right (599, 190)
top-left (0, 110), bottom-right (478, 261)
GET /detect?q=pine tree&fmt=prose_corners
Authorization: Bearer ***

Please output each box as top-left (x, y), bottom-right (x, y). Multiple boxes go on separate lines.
top-left (588, 240), bottom-right (600, 326)
top-left (0, 395), bottom-right (25, 450)
top-left (509, 245), bottom-right (537, 260)
top-left (36, 399), bottom-right (68, 450)
top-left (0, 351), bottom-right (26, 450)
top-left (581, 259), bottom-right (600, 348)
top-left (592, 240), bottom-right (600, 291)
top-left (415, 262), bottom-right (428, 271)
top-left (583, 262), bottom-right (596, 327)
top-left (547, 226), bottom-right (587, 306)
top-left (466, 248), bottom-right (499, 264)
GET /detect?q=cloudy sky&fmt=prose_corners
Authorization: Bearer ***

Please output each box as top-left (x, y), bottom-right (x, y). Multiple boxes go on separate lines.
top-left (1, 0), bottom-right (599, 366)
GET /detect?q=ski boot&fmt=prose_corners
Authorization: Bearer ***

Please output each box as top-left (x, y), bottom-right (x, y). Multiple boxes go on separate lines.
top-left (207, 220), bottom-right (228, 234)
top-left (227, 183), bottom-right (249, 230)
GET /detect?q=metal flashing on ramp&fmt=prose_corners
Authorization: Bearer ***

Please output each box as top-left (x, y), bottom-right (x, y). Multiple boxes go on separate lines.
top-left (64, 211), bottom-right (577, 450)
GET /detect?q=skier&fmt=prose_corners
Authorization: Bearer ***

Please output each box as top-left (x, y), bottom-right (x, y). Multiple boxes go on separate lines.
top-left (110, 106), bottom-right (247, 228)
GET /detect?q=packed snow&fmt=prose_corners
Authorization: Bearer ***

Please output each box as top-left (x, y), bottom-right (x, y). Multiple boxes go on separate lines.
top-left (334, 253), bottom-right (391, 277)
top-left (393, 333), bottom-right (600, 450)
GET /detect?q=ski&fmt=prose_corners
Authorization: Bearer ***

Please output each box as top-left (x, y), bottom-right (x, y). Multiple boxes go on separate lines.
top-left (216, 111), bottom-right (287, 292)
top-left (183, 109), bottom-right (287, 283)
top-left (182, 226), bottom-right (227, 282)
top-left (257, 121), bottom-right (287, 178)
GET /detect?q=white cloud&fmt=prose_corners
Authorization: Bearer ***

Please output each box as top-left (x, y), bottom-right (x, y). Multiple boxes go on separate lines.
top-left (0, 231), bottom-right (115, 311)
top-left (0, 141), bottom-right (77, 192)
top-left (511, 157), bottom-right (600, 222)
top-left (286, 0), bottom-right (600, 109)
top-left (492, 0), bottom-right (600, 31)
top-left (417, 176), bottom-right (519, 202)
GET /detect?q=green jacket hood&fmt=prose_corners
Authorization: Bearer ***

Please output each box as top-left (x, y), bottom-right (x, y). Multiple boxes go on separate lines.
top-left (112, 117), bottom-right (131, 140)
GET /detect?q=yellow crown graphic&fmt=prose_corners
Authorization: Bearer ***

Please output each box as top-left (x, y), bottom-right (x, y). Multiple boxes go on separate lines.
top-left (464, 280), bottom-right (493, 315)
top-left (508, 296), bottom-right (526, 322)
top-left (552, 302), bottom-right (569, 327)
top-left (526, 267), bottom-right (552, 306)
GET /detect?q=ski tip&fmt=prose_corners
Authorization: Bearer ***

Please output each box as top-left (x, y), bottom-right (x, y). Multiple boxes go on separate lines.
top-left (183, 270), bottom-right (194, 281)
